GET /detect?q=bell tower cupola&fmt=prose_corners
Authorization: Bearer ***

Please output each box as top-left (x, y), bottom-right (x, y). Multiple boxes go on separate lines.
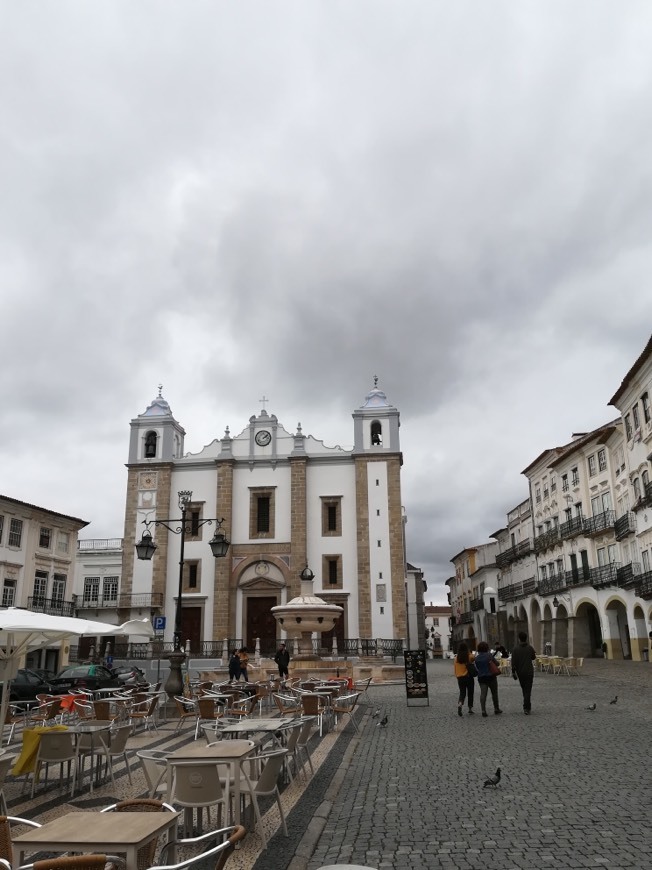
top-left (352, 377), bottom-right (401, 454)
top-left (128, 386), bottom-right (186, 464)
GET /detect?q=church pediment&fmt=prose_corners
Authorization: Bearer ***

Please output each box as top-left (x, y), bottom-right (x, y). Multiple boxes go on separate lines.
top-left (239, 575), bottom-right (285, 591)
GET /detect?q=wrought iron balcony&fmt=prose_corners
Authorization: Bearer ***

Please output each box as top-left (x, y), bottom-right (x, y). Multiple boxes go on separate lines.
top-left (615, 512), bottom-right (636, 541)
top-left (538, 575), bottom-right (568, 597)
top-left (498, 585), bottom-right (517, 602)
top-left (589, 562), bottom-right (621, 589)
top-left (616, 561), bottom-right (641, 589)
top-left (583, 510), bottom-right (616, 537)
top-left (496, 539), bottom-right (533, 568)
top-left (522, 577), bottom-right (537, 596)
top-left (470, 597), bottom-right (484, 611)
top-left (637, 570), bottom-right (652, 599)
top-left (560, 516), bottom-right (584, 539)
top-left (27, 597), bottom-right (76, 617)
top-left (534, 528), bottom-right (561, 553)
top-left (459, 611), bottom-right (474, 624)
top-left (77, 538), bottom-right (123, 550)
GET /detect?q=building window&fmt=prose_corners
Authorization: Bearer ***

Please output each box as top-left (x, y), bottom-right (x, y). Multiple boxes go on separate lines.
top-left (540, 565), bottom-right (548, 581)
top-left (321, 497), bottom-right (342, 537)
top-left (103, 576), bottom-right (118, 603)
top-left (597, 449), bottom-right (607, 472)
top-left (632, 403), bottom-right (640, 431)
top-left (2, 579), bottom-right (15, 608)
top-left (144, 430), bottom-right (158, 458)
top-left (83, 577), bottom-right (100, 605)
top-left (39, 527), bottom-right (51, 549)
top-left (642, 392), bottom-right (651, 424)
top-left (571, 467), bottom-right (579, 486)
top-left (587, 455), bottom-right (597, 477)
top-left (551, 476), bottom-right (557, 492)
top-left (8, 518), bottom-right (23, 548)
top-left (33, 570), bottom-right (48, 603)
top-left (376, 583), bottom-right (387, 601)
top-left (433, 617), bottom-right (439, 626)
top-left (643, 550), bottom-right (651, 572)
top-left (57, 532), bottom-right (69, 554)
top-left (633, 478), bottom-right (641, 501)
top-left (249, 488), bottom-right (275, 539)
top-left (51, 574), bottom-right (66, 605)
top-left (535, 487), bottom-right (541, 503)
top-left (370, 421), bottom-right (383, 446)
top-left (184, 561), bottom-right (200, 591)
top-left (322, 554), bottom-right (342, 589)
top-left (543, 485), bottom-right (549, 499)
top-left (0, 515), bottom-right (3, 544)
top-left (182, 502), bottom-right (204, 541)
top-left (561, 474), bottom-right (568, 492)
top-left (625, 414), bottom-right (632, 440)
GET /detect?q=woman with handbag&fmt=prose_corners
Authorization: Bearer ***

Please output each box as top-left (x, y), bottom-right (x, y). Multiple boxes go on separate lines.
top-left (454, 642), bottom-right (476, 716)
top-left (474, 641), bottom-right (503, 717)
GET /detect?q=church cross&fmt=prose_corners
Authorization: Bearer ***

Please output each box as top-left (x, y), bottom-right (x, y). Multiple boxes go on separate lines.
top-left (259, 394), bottom-right (270, 411)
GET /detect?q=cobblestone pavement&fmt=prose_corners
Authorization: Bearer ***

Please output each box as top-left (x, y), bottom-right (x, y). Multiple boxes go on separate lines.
top-left (298, 659), bottom-right (652, 870)
top-left (4, 660), bottom-right (651, 869)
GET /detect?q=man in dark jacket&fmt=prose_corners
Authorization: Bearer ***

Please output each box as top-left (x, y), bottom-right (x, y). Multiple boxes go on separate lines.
top-left (274, 642), bottom-right (290, 680)
top-left (511, 631), bottom-right (537, 714)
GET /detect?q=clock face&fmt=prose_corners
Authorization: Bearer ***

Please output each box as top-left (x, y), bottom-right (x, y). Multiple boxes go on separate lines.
top-left (255, 430), bottom-right (271, 446)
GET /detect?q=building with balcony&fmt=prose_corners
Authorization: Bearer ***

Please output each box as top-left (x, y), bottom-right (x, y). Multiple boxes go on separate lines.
top-left (0, 494), bottom-right (89, 672)
top-left (448, 541), bottom-right (499, 650)
top-left (424, 603), bottom-right (452, 656)
top-left (447, 333), bottom-right (652, 662)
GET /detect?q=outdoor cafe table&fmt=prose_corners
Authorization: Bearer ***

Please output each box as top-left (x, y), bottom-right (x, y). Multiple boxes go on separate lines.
top-left (13, 809), bottom-right (180, 867)
top-left (68, 721), bottom-right (112, 792)
top-left (220, 717), bottom-right (295, 737)
top-left (167, 739), bottom-right (255, 825)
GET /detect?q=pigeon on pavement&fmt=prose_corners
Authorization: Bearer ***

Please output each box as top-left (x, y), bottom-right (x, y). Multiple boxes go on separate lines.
top-left (483, 767), bottom-right (501, 788)
top-left (372, 708), bottom-right (381, 718)
top-left (376, 715), bottom-right (388, 728)
top-left (609, 696), bottom-right (618, 705)
top-left (586, 703), bottom-right (597, 711)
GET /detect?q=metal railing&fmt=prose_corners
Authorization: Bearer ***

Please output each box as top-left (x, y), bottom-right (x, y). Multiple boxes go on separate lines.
top-left (589, 562), bottom-right (621, 589)
top-left (470, 597), bottom-right (484, 611)
top-left (459, 611), bottom-right (474, 624)
top-left (27, 597), bottom-right (76, 617)
top-left (615, 512), bottom-right (636, 540)
top-left (68, 637), bottom-right (406, 662)
top-left (496, 540), bottom-right (532, 567)
top-left (76, 593), bottom-right (164, 610)
top-left (637, 570), bottom-right (652, 599)
top-left (616, 561), bottom-right (641, 589)
top-left (560, 517), bottom-right (584, 539)
top-left (583, 510), bottom-right (616, 537)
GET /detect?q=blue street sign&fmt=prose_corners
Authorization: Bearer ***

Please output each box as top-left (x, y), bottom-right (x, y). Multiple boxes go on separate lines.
top-left (153, 616), bottom-right (166, 631)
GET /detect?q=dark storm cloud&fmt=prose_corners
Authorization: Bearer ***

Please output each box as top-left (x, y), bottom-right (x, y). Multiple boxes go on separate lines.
top-left (1, 1), bottom-right (652, 601)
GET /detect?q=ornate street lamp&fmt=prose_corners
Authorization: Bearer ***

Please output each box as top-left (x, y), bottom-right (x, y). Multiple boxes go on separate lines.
top-left (135, 490), bottom-right (230, 700)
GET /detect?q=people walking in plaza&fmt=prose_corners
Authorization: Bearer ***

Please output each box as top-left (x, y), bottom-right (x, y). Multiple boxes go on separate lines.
top-left (238, 647), bottom-right (250, 682)
top-left (474, 641), bottom-right (502, 716)
top-left (228, 650), bottom-right (241, 682)
top-left (511, 630), bottom-right (537, 714)
top-left (454, 642), bottom-right (476, 716)
top-left (274, 641), bottom-right (290, 680)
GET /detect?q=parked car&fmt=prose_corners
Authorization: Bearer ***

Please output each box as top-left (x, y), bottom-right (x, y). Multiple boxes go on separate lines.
top-left (0, 668), bottom-right (56, 703)
top-left (50, 664), bottom-right (123, 693)
top-left (112, 664), bottom-right (148, 687)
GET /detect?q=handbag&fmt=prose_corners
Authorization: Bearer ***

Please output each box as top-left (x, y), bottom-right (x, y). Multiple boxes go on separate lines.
top-left (488, 658), bottom-right (501, 677)
top-left (466, 660), bottom-right (478, 678)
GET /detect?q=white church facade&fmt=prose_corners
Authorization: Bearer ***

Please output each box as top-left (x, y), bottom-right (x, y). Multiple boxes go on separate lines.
top-left (118, 385), bottom-right (408, 656)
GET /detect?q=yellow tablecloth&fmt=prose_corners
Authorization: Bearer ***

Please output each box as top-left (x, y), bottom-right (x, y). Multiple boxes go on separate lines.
top-left (11, 725), bottom-right (68, 776)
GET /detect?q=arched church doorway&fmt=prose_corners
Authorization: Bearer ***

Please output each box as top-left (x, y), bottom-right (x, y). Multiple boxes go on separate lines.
top-left (245, 596), bottom-right (278, 656)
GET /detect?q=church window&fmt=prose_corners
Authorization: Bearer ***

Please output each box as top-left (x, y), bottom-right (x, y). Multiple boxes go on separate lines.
top-left (370, 421), bottom-right (383, 446)
top-left (323, 554), bottom-right (342, 588)
top-left (249, 487), bottom-right (275, 539)
top-left (321, 497), bottom-right (342, 537)
top-left (184, 561), bottom-right (200, 591)
top-left (144, 431), bottom-right (158, 458)
top-left (184, 502), bottom-right (204, 541)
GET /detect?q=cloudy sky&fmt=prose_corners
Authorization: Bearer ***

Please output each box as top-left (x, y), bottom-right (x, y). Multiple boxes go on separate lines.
top-left (2, 1), bottom-right (651, 605)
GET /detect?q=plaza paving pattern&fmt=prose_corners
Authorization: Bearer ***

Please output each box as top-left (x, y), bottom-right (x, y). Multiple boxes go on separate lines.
top-left (3, 659), bottom-right (651, 869)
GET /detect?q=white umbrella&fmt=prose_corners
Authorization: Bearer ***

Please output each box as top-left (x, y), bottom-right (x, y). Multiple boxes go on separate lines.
top-left (0, 608), bottom-right (154, 732)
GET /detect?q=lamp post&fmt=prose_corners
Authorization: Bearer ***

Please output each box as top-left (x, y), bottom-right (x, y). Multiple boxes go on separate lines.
top-left (135, 489), bottom-right (230, 700)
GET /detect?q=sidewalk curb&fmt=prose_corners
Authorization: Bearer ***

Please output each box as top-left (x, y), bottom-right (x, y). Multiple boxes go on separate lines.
top-left (286, 711), bottom-right (368, 870)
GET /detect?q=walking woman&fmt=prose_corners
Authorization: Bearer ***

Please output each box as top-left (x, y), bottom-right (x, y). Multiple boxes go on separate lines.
top-left (454, 642), bottom-right (476, 716)
top-left (474, 641), bottom-right (502, 717)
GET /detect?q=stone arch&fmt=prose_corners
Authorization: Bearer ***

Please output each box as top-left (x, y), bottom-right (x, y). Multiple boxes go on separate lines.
top-left (553, 603), bottom-right (569, 657)
top-left (632, 604), bottom-right (647, 661)
top-left (604, 596), bottom-right (632, 660)
top-left (574, 600), bottom-right (604, 658)
top-left (231, 556), bottom-right (292, 655)
top-left (530, 600), bottom-right (543, 651)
